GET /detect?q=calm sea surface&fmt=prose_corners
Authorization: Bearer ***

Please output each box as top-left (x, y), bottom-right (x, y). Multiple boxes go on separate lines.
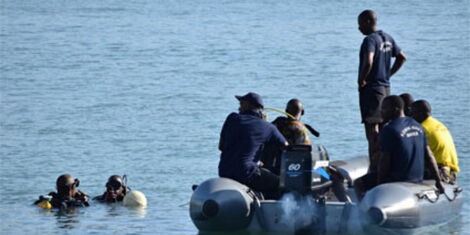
top-left (1, 0), bottom-right (469, 234)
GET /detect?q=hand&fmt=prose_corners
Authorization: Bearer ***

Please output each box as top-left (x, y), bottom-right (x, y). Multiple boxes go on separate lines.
top-left (258, 161), bottom-right (264, 167)
top-left (436, 181), bottom-right (445, 194)
top-left (358, 80), bottom-right (367, 91)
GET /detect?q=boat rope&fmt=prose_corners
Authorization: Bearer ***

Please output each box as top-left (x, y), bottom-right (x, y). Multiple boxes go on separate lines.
top-left (416, 191), bottom-right (440, 203)
top-left (443, 187), bottom-right (463, 201)
top-left (416, 187), bottom-right (462, 203)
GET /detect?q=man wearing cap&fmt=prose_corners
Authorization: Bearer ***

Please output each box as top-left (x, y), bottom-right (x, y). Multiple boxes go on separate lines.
top-left (218, 92), bottom-right (288, 196)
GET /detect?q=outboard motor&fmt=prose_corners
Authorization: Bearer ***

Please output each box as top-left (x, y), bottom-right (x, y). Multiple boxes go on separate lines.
top-left (280, 144), bottom-right (331, 194)
top-left (189, 178), bottom-right (256, 231)
top-left (279, 144), bottom-right (332, 233)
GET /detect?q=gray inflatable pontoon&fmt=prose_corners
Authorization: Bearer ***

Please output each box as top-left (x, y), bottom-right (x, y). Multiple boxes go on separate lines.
top-left (190, 145), bottom-right (463, 234)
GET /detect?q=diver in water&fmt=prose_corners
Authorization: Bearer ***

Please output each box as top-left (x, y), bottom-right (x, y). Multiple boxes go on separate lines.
top-left (94, 175), bottom-right (128, 203)
top-left (34, 174), bottom-right (89, 209)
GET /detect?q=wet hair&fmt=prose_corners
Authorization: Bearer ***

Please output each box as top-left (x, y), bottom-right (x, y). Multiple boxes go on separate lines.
top-left (412, 99), bottom-right (432, 114)
top-left (56, 174), bottom-right (77, 195)
top-left (106, 175), bottom-right (127, 193)
top-left (383, 95), bottom-right (404, 112)
top-left (358, 9), bottom-right (377, 25)
top-left (286, 99), bottom-right (304, 117)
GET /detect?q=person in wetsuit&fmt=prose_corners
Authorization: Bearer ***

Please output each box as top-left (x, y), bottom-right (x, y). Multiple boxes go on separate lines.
top-left (262, 98), bottom-right (313, 175)
top-left (34, 174), bottom-right (89, 209)
top-left (93, 175), bottom-right (128, 203)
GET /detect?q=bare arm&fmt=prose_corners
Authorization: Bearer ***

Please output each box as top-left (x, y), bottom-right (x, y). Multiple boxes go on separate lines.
top-left (358, 52), bottom-right (375, 89)
top-left (424, 145), bottom-right (445, 193)
top-left (390, 51), bottom-right (407, 76)
top-left (377, 151), bottom-right (391, 184)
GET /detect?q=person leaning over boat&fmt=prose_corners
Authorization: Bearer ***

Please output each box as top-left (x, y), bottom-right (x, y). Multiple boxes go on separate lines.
top-left (261, 98), bottom-right (312, 175)
top-left (218, 92), bottom-right (288, 197)
top-left (411, 100), bottom-right (460, 184)
top-left (355, 96), bottom-right (445, 198)
top-left (34, 174), bottom-right (89, 209)
top-left (357, 10), bottom-right (407, 172)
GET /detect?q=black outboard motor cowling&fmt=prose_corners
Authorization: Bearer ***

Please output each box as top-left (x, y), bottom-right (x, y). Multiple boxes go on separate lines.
top-left (280, 144), bottom-right (331, 194)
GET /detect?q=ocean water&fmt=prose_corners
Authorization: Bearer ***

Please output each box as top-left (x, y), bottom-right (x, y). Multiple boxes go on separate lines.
top-left (0, 0), bottom-right (469, 234)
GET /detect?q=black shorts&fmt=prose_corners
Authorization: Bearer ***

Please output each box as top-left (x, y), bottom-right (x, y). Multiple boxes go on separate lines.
top-left (359, 86), bottom-right (390, 124)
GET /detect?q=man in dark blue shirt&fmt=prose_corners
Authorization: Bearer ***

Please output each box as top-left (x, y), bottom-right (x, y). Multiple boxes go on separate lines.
top-left (218, 92), bottom-right (288, 195)
top-left (357, 10), bottom-right (407, 172)
top-left (377, 96), bottom-right (444, 191)
top-left (355, 96), bottom-right (444, 198)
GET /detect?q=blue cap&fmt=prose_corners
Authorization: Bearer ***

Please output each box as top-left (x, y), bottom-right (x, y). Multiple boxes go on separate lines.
top-left (235, 92), bottom-right (264, 109)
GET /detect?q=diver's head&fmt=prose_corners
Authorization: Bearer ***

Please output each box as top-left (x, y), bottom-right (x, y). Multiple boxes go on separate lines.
top-left (285, 98), bottom-right (304, 120)
top-left (235, 92), bottom-right (264, 113)
top-left (104, 175), bottom-right (127, 202)
top-left (56, 174), bottom-right (79, 197)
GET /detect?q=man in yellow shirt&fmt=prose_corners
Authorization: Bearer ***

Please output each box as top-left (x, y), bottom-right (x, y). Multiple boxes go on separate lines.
top-left (411, 100), bottom-right (459, 184)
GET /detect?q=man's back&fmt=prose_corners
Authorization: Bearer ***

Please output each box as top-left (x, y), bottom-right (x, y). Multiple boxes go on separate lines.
top-left (359, 30), bottom-right (401, 87)
top-left (272, 117), bottom-right (311, 145)
top-left (421, 116), bottom-right (459, 172)
top-left (218, 111), bottom-right (286, 181)
top-left (380, 117), bottom-right (426, 183)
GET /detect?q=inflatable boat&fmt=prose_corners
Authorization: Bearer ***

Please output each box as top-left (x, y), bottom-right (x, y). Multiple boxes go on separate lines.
top-left (189, 145), bottom-right (463, 234)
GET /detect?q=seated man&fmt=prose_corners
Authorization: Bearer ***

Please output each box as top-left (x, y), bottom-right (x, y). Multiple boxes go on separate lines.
top-left (399, 93), bottom-right (414, 117)
top-left (34, 174), bottom-right (89, 209)
top-left (355, 96), bottom-right (444, 198)
top-left (93, 175), bottom-right (128, 203)
top-left (411, 100), bottom-right (460, 184)
top-left (262, 98), bottom-right (312, 174)
top-left (218, 92), bottom-right (288, 196)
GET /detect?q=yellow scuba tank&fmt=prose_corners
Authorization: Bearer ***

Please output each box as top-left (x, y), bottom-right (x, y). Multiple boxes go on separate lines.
top-left (37, 201), bottom-right (52, 209)
top-left (36, 195), bottom-right (53, 209)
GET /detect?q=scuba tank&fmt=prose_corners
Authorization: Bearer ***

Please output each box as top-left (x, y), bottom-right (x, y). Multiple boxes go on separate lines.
top-left (35, 195), bottom-right (53, 209)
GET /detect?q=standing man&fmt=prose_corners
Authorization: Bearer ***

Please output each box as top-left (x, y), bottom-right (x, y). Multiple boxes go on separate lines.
top-left (411, 100), bottom-right (460, 184)
top-left (357, 10), bottom-right (407, 171)
top-left (218, 92), bottom-right (288, 196)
